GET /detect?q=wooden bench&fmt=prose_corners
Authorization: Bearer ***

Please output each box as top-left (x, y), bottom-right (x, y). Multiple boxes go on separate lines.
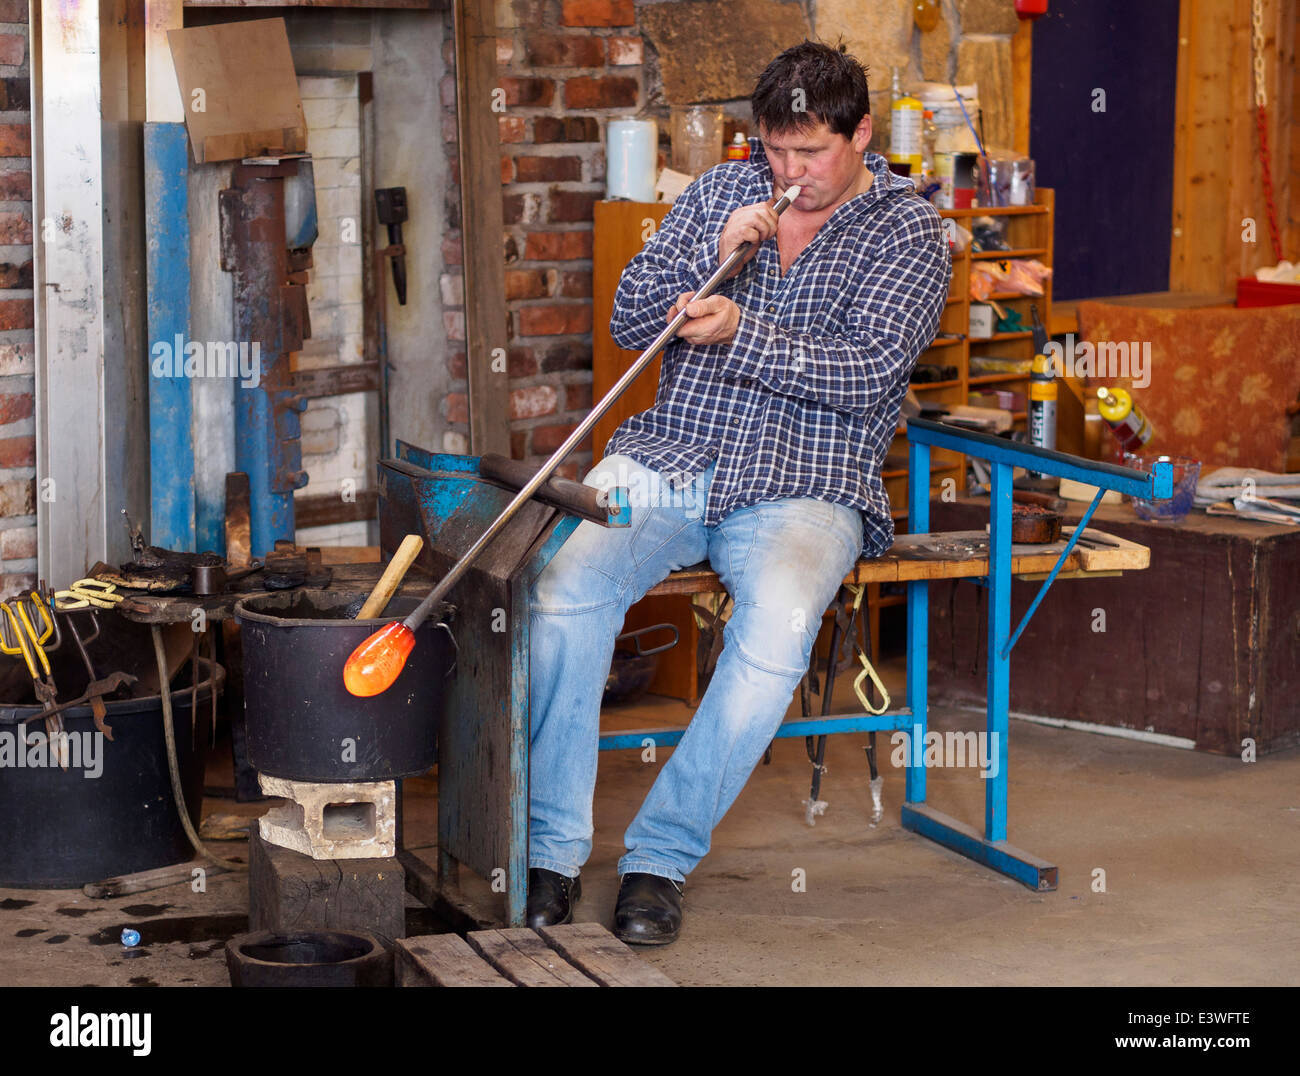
top-left (395, 923), bottom-right (676, 987)
top-left (643, 527), bottom-right (1150, 597)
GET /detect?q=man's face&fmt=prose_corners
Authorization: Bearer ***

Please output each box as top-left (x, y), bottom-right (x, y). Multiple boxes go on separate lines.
top-left (758, 115), bottom-right (872, 213)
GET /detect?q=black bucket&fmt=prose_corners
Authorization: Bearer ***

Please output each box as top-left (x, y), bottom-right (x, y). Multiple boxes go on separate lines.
top-left (0, 657), bottom-right (222, 889)
top-left (234, 591), bottom-right (453, 782)
top-left (226, 929), bottom-right (392, 987)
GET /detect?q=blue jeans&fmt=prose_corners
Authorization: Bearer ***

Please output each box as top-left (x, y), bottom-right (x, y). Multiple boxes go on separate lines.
top-left (528, 454), bottom-right (863, 884)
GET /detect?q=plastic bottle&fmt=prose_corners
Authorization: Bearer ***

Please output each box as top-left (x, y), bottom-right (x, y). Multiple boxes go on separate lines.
top-left (726, 132), bottom-right (750, 161)
top-left (921, 109), bottom-right (937, 181)
top-left (889, 68), bottom-right (923, 178)
top-left (1097, 387), bottom-right (1155, 454)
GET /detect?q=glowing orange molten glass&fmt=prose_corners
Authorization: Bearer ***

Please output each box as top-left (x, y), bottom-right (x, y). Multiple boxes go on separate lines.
top-left (343, 621), bottom-right (415, 697)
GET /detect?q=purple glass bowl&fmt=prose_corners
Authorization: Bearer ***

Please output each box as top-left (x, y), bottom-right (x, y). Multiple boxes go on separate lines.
top-left (1124, 454), bottom-right (1202, 522)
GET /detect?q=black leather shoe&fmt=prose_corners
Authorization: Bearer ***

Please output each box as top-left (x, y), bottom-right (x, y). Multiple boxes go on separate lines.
top-left (526, 868), bottom-right (581, 928)
top-left (613, 872), bottom-right (684, 945)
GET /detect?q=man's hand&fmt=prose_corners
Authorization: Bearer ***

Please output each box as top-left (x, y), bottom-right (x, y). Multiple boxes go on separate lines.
top-left (667, 292), bottom-right (741, 346)
top-left (718, 199), bottom-right (779, 278)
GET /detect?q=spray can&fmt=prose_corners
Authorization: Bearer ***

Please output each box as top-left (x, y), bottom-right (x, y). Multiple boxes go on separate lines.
top-left (889, 68), bottom-right (923, 178)
top-left (1097, 387), bottom-right (1154, 454)
top-left (1027, 304), bottom-right (1056, 478)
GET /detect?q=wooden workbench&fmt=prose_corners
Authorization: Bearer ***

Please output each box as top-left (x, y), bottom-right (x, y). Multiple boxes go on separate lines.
top-left (646, 529), bottom-right (1148, 596)
top-left (929, 499), bottom-right (1300, 755)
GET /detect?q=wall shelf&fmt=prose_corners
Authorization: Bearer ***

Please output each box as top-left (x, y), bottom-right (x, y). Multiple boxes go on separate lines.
top-left (886, 189), bottom-right (1055, 527)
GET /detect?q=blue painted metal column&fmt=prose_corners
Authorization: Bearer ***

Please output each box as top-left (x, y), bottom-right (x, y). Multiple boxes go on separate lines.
top-left (905, 439), bottom-right (931, 806)
top-left (144, 123), bottom-right (195, 550)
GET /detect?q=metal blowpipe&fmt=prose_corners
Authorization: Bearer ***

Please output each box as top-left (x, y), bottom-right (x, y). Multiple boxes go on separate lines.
top-left (342, 185), bottom-right (802, 696)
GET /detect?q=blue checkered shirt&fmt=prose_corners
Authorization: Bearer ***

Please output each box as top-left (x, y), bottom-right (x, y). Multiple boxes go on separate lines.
top-left (605, 141), bottom-right (952, 557)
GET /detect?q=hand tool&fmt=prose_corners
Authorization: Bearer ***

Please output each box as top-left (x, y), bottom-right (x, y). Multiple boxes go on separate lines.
top-left (1, 590), bottom-right (68, 760)
top-left (344, 184), bottom-right (804, 696)
top-left (54, 578), bottom-right (124, 611)
top-left (60, 608), bottom-right (116, 740)
top-left (356, 534), bottom-right (424, 619)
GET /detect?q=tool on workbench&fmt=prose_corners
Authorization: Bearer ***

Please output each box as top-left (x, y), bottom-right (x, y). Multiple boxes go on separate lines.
top-left (54, 578), bottom-right (125, 611)
top-left (356, 535), bottom-right (423, 619)
top-left (343, 184), bottom-right (806, 696)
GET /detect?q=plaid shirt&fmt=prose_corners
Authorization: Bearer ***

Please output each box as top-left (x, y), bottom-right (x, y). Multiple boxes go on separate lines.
top-left (605, 140), bottom-right (952, 557)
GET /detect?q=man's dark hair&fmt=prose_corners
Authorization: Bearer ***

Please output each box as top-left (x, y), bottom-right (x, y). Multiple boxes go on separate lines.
top-left (751, 40), bottom-right (871, 139)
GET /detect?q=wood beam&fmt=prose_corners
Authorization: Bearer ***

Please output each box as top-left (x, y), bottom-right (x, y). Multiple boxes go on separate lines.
top-left (294, 488), bottom-right (379, 527)
top-left (454, 0), bottom-right (511, 455)
top-left (1012, 17), bottom-right (1032, 158)
top-left (183, 2), bottom-right (444, 9)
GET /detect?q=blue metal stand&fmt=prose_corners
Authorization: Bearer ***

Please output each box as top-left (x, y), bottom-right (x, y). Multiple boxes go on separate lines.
top-left (897, 419), bottom-right (1170, 888)
top-left (598, 420), bottom-right (1171, 891)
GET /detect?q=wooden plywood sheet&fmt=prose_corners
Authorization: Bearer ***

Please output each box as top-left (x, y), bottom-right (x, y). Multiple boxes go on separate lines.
top-left (167, 18), bottom-right (307, 163)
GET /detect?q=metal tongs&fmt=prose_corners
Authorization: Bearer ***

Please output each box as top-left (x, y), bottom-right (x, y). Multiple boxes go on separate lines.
top-left (0, 588), bottom-right (67, 763)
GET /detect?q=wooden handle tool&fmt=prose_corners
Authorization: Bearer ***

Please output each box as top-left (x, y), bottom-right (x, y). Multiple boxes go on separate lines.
top-left (357, 535), bottom-right (424, 619)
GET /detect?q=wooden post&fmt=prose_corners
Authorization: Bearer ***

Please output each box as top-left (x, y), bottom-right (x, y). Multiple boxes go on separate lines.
top-left (453, 0), bottom-right (511, 455)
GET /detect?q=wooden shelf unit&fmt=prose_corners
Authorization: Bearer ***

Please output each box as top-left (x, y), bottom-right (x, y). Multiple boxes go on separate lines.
top-left (885, 187), bottom-right (1055, 526)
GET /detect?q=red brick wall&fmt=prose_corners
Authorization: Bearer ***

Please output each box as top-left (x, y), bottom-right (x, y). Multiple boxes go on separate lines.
top-left (0, 0), bottom-right (32, 591)
top-left (439, 0), bottom-right (645, 479)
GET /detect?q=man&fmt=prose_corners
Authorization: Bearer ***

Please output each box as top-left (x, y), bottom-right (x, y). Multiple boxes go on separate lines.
top-left (527, 41), bottom-right (951, 944)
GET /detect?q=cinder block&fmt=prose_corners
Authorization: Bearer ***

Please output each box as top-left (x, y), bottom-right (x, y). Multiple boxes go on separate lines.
top-left (258, 774), bottom-right (397, 859)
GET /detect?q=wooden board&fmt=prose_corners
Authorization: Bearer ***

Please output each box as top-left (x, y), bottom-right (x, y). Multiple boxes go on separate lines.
top-left (1060, 525), bottom-right (1151, 571)
top-left (537, 923), bottom-right (677, 987)
top-left (454, 0), bottom-right (511, 454)
top-left (166, 19), bottom-right (307, 163)
top-left (466, 928), bottom-right (598, 987)
top-left (644, 529), bottom-right (1150, 596)
top-left (395, 935), bottom-right (514, 988)
top-left (1170, 0), bottom-right (1295, 291)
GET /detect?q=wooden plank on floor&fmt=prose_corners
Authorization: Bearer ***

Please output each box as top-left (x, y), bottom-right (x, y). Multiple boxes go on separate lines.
top-left (83, 860), bottom-right (230, 899)
top-left (466, 928), bottom-right (598, 987)
top-left (395, 935), bottom-right (514, 987)
top-left (537, 923), bottom-right (677, 987)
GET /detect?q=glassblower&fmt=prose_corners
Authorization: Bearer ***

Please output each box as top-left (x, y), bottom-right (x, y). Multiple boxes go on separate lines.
top-left (343, 185), bottom-right (805, 697)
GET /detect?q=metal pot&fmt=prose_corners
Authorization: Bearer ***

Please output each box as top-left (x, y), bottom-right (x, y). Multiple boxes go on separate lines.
top-left (234, 590), bottom-right (454, 782)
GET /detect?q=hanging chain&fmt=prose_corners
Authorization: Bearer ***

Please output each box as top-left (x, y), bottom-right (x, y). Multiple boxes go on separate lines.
top-left (1251, 0), bottom-right (1267, 107)
top-left (1251, 0), bottom-right (1284, 261)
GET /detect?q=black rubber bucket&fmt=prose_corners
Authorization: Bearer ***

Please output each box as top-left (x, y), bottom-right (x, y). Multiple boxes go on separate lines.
top-left (226, 929), bottom-right (392, 987)
top-left (234, 591), bottom-right (453, 782)
top-left (0, 657), bottom-right (222, 889)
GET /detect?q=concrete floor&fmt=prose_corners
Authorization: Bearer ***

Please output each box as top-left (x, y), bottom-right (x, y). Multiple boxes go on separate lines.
top-left (2, 657), bottom-right (1297, 987)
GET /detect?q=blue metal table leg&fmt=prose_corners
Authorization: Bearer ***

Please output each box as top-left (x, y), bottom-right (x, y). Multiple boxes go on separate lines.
top-left (898, 442), bottom-right (1058, 891)
top-left (905, 440), bottom-right (930, 806)
top-left (986, 461), bottom-right (1012, 843)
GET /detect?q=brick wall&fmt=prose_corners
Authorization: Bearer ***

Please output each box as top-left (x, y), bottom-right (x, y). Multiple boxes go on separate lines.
top-left (440, 0), bottom-right (645, 479)
top-left (294, 73), bottom-right (372, 549)
top-left (435, 1), bottom-right (1020, 480)
top-left (0, 0), bottom-right (31, 592)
